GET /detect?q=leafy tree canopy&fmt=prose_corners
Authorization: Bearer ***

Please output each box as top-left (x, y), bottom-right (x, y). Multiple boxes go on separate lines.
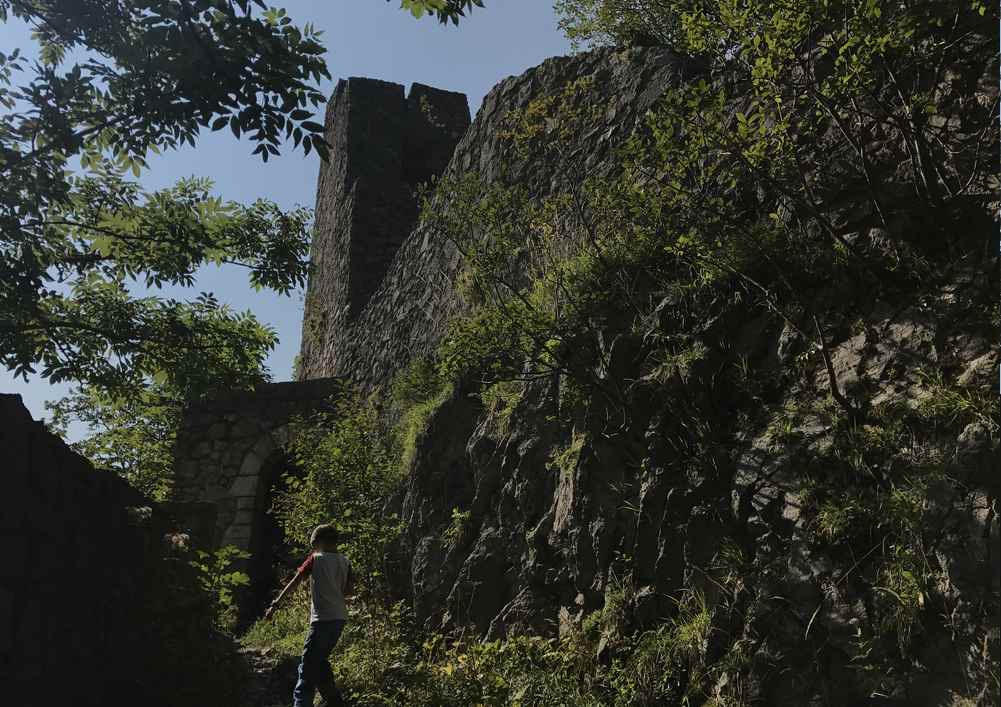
top-left (398, 0), bottom-right (484, 23)
top-left (47, 381), bottom-right (180, 499)
top-left (0, 0), bottom-right (483, 401)
top-left (0, 0), bottom-right (333, 398)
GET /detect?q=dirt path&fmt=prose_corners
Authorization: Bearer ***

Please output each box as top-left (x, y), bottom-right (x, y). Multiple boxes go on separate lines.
top-left (240, 646), bottom-right (300, 707)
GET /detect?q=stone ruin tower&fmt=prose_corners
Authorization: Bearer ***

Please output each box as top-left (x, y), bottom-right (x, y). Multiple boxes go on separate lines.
top-left (297, 78), bottom-right (470, 381)
top-left (169, 79), bottom-right (469, 593)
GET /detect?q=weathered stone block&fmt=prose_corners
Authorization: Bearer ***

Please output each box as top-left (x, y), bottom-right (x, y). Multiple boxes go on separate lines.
top-left (201, 484), bottom-right (230, 501)
top-left (233, 417), bottom-right (261, 438)
top-left (233, 508), bottom-right (255, 526)
top-left (239, 451), bottom-right (262, 478)
top-left (207, 422), bottom-right (229, 440)
top-left (222, 524), bottom-right (252, 548)
top-left (229, 474), bottom-right (259, 497)
top-left (175, 459), bottom-right (200, 480)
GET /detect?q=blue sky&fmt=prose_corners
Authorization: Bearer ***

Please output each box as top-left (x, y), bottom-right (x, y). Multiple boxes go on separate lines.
top-left (1, 1), bottom-right (571, 436)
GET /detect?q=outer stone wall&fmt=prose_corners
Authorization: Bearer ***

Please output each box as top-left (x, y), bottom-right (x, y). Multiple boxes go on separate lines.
top-left (296, 47), bottom-right (702, 388)
top-left (170, 77), bottom-right (469, 596)
top-left (297, 78), bottom-right (470, 382)
top-left (171, 379), bottom-right (342, 551)
top-left (0, 394), bottom-right (160, 704)
top-left (173, 47), bottom-right (700, 590)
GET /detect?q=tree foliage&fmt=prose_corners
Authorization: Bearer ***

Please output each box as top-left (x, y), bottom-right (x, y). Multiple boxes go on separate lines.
top-left (555, 0), bottom-right (689, 49)
top-left (0, 0), bottom-right (332, 399)
top-left (397, 0), bottom-right (485, 24)
top-left (0, 0), bottom-right (490, 501)
top-left (272, 386), bottom-right (403, 597)
top-left (46, 381), bottom-right (181, 499)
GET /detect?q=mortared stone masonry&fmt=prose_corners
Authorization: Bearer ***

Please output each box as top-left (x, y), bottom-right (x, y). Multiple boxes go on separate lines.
top-left (297, 78), bottom-right (470, 382)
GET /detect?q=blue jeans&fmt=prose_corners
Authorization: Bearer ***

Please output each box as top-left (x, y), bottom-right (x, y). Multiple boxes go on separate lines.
top-left (293, 619), bottom-right (347, 707)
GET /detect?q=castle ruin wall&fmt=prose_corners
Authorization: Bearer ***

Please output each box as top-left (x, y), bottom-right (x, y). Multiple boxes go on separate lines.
top-left (297, 47), bottom-right (699, 388)
top-left (297, 78), bottom-right (470, 382)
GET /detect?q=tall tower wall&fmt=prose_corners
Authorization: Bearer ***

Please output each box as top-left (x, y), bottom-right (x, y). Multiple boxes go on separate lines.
top-left (297, 78), bottom-right (470, 380)
top-left (297, 49), bottom-right (692, 389)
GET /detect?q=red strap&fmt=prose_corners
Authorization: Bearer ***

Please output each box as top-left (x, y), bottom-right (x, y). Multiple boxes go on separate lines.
top-left (296, 553), bottom-right (315, 576)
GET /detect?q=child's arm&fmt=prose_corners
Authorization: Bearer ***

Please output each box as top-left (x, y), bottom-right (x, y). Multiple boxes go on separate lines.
top-left (264, 554), bottom-right (314, 620)
top-left (264, 572), bottom-right (303, 620)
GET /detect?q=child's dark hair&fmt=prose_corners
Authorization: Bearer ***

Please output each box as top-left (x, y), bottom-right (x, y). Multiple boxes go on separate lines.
top-left (309, 523), bottom-right (339, 549)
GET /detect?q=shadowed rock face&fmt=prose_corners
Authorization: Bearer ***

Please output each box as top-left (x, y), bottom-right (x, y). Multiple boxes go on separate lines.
top-left (0, 395), bottom-right (146, 688)
top-left (1, 395), bottom-right (174, 705)
top-left (384, 276), bottom-right (998, 704)
top-left (288, 44), bottom-right (997, 705)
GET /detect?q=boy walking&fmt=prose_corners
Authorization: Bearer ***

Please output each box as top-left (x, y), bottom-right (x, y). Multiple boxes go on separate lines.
top-left (266, 523), bottom-right (353, 707)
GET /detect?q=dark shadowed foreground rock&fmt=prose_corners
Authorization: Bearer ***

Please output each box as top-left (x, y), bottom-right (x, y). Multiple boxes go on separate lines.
top-left (1, 394), bottom-right (253, 706)
top-left (1, 394), bottom-right (159, 704)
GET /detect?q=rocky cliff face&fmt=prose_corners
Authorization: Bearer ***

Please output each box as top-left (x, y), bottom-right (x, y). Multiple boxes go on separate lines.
top-left (389, 280), bottom-right (997, 704)
top-left (295, 44), bottom-right (998, 704)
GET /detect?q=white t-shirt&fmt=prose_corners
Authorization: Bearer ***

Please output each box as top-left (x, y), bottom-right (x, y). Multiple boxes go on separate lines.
top-left (296, 551), bottom-right (351, 622)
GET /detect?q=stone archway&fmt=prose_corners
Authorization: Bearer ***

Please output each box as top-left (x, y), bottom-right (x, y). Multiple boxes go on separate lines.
top-left (170, 378), bottom-right (342, 551)
top-left (246, 446), bottom-right (297, 610)
top-left (219, 425), bottom-right (290, 551)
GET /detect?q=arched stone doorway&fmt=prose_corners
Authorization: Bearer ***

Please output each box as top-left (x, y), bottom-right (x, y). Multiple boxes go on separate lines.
top-left (218, 427), bottom-right (298, 612)
top-left (219, 426), bottom-right (288, 550)
top-left (246, 445), bottom-right (297, 612)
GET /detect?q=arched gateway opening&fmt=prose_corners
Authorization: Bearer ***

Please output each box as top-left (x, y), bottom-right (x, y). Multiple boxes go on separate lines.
top-left (247, 447), bottom-right (297, 614)
top-left (220, 428), bottom-right (302, 618)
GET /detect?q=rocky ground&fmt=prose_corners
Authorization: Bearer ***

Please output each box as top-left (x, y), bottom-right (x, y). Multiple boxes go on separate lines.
top-left (240, 646), bottom-right (299, 707)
